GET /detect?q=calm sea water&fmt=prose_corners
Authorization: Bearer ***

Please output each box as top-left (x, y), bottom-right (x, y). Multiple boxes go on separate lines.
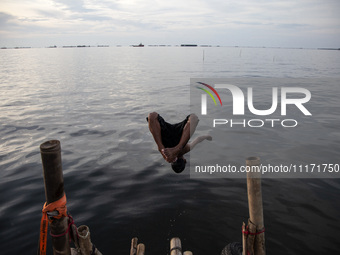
top-left (0, 47), bottom-right (340, 254)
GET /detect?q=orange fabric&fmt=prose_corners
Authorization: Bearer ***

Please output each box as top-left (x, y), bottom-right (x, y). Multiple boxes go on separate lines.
top-left (38, 193), bottom-right (67, 255)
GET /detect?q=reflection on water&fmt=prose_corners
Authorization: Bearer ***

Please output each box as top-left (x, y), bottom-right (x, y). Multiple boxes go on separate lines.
top-left (0, 47), bottom-right (340, 254)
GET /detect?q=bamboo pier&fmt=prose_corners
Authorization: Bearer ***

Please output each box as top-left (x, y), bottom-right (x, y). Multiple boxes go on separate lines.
top-left (130, 237), bottom-right (193, 255)
top-left (38, 140), bottom-right (266, 255)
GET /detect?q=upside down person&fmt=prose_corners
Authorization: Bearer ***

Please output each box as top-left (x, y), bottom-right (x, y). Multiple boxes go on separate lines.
top-left (147, 112), bottom-right (212, 173)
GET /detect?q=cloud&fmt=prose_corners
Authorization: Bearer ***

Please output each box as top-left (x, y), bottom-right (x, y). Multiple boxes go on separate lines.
top-left (51, 0), bottom-right (93, 13)
top-left (0, 12), bottom-right (14, 28)
top-left (0, 12), bottom-right (33, 34)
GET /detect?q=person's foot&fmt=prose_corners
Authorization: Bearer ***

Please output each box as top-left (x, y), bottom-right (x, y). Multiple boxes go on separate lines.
top-left (158, 148), bottom-right (168, 161)
top-left (162, 147), bottom-right (180, 163)
top-left (202, 135), bottom-right (212, 141)
top-left (196, 135), bottom-right (212, 144)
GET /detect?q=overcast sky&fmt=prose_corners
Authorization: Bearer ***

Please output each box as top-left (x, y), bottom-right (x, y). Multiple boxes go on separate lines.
top-left (1, 0), bottom-right (339, 48)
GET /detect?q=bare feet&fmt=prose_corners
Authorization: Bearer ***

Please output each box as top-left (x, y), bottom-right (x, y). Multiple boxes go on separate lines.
top-left (158, 148), bottom-right (168, 161)
top-left (159, 135), bottom-right (212, 163)
top-left (200, 135), bottom-right (212, 141)
top-left (162, 147), bottom-right (180, 163)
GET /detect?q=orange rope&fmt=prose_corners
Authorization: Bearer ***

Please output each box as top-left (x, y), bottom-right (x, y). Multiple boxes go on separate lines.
top-left (38, 193), bottom-right (67, 255)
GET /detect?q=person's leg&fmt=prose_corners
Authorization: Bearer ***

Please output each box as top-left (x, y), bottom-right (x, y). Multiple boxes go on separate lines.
top-left (148, 112), bottom-right (167, 160)
top-left (162, 114), bottom-right (199, 162)
top-left (178, 113), bottom-right (199, 148)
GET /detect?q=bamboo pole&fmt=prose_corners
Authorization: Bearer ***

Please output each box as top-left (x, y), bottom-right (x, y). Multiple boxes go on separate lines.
top-left (40, 140), bottom-right (71, 255)
top-left (78, 225), bottom-right (92, 254)
top-left (130, 237), bottom-right (138, 255)
top-left (183, 251), bottom-right (193, 255)
top-left (246, 220), bottom-right (257, 255)
top-left (170, 238), bottom-right (182, 255)
top-left (246, 157), bottom-right (265, 255)
top-left (136, 244), bottom-right (145, 255)
top-left (78, 225), bottom-right (102, 255)
top-left (71, 224), bottom-right (80, 252)
top-left (242, 222), bottom-right (247, 255)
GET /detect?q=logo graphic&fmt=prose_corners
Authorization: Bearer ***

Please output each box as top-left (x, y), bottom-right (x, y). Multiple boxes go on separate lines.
top-left (194, 79), bottom-right (312, 128)
top-left (198, 83), bottom-right (311, 117)
top-left (196, 82), bottom-right (222, 115)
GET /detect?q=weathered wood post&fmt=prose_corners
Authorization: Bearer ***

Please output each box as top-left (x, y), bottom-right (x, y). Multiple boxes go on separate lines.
top-left (75, 225), bottom-right (102, 255)
top-left (245, 157), bottom-right (265, 255)
top-left (77, 225), bottom-right (92, 253)
top-left (170, 237), bottom-right (182, 255)
top-left (40, 140), bottom-right (71, 255)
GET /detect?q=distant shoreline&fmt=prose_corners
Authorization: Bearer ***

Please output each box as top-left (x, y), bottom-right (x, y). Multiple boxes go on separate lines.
top-left (1, 45), bottom-right (339, 50)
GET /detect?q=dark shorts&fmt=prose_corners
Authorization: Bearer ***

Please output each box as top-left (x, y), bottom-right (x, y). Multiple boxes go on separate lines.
top-left (147, 114), bottom-right (190, 148)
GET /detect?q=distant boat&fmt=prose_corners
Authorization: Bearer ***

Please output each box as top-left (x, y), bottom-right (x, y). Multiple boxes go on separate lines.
top-left (181, 44), bottom-right (197, 47)
top-left (132, 43), bottom-right (144, 47)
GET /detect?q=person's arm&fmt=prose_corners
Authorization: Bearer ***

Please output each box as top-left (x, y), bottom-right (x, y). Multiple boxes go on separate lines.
top-left (148, 112), bottom-right (168, 160)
